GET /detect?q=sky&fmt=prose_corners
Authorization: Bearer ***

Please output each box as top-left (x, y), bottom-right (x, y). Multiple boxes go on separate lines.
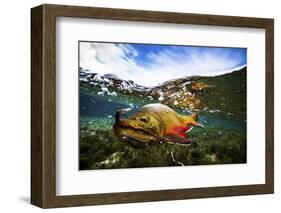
top-left (79, 42), bottom-right (246, 87)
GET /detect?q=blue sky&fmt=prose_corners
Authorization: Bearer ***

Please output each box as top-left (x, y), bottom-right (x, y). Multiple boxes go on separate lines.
top-left (80, 42), bottom-right (246, 86)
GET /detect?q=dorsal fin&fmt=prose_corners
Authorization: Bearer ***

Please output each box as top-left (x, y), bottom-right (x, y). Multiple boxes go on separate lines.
top-left (115, 108), bottom-right (132, 123)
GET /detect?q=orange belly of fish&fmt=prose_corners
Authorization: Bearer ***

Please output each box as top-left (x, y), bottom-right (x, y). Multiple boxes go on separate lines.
top-left (165, 125), bottom-right (190, 137)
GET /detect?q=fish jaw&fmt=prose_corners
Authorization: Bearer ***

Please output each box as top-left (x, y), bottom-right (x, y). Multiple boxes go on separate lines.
top-left (113, 120), bottom-right (160, 147)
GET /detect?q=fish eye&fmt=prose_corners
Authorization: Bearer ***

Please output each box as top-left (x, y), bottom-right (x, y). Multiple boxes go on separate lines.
top-left (139, 117), bottom-right (149, 123)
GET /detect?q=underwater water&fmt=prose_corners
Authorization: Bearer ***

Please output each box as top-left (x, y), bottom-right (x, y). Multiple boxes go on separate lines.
top-left (79, 66), bottom-right (247, 170)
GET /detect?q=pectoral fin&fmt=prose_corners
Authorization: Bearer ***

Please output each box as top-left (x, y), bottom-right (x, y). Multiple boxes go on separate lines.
top-left (162, 134), bottom-right (191, 145)
top-left (192, 121), bottom-right (205, 128)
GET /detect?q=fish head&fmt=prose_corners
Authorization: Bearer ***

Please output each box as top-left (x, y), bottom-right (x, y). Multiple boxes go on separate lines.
top-left (113, 110), bottom-right (163, 146)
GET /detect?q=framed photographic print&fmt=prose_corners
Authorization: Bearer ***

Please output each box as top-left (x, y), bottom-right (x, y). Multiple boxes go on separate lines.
top-left (31, 4), bottom-right (274, 208)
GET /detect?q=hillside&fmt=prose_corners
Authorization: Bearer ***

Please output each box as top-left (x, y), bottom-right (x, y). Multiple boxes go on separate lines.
top-left (80, 67), bottom-right (247, 120)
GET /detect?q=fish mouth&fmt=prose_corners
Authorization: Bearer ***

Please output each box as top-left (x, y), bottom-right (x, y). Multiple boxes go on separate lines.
top-left (115, 122), bottom-right (160, 147)
top-left (117, 120), bottom-right (159, 138)
top-left (119, 131), bottom-right (159, 147)
top-left (120, 135), bottom-right (150, 148)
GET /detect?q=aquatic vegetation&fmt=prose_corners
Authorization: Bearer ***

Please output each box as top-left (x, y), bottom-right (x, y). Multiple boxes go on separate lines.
top-left (79, 118), bottom-right (246, 170)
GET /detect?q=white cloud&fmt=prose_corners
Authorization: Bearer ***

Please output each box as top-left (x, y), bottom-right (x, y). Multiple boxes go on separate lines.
top-left (79, 42), bottom-right (246, 87)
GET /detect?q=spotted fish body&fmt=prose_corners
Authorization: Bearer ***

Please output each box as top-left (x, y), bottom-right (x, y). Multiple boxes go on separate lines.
top-left (113, 103), bottom-right (203, 147)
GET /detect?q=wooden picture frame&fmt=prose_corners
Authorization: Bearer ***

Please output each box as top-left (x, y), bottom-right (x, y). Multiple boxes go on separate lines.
top-left (31, 4), bottom-right (274, 208)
